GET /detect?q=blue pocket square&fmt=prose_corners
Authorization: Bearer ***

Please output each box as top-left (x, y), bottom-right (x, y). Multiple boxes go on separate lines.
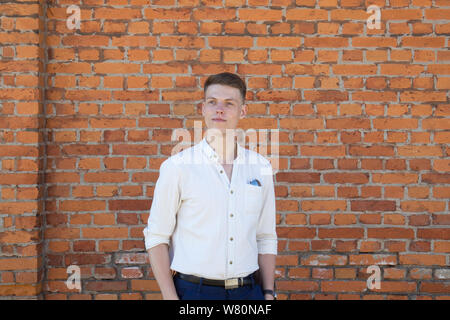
top-left (248, 179), bottom-right (261, 187)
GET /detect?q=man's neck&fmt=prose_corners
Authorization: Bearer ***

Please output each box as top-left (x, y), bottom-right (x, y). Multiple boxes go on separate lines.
top-left (206, 134), bottom-right (237, 165)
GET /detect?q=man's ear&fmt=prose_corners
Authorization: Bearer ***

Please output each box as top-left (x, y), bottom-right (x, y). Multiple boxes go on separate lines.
top-left (201, 101), bottom-right (205, 117)
top-left (240, 104), bottom-right (247, 119)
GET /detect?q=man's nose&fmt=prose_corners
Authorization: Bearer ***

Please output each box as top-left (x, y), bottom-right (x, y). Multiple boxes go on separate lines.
top-left (215, 102), bottom-right (225, 113)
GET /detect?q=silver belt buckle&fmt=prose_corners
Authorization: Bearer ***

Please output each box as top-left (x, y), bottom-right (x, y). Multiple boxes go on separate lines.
top-left (225, 278), bottom-right (239, 289)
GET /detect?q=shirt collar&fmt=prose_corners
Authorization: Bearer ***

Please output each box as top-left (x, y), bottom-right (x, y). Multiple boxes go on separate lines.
top-left (200, 136), bottom-right (245, 163)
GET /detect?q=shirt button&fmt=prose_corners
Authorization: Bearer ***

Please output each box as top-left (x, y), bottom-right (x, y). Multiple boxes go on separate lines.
top-left (220, 170), bottom-right (223, 174)
top-left (230, 190), bottom-right (233, 194)
top-left (229, 261), bottom-right (233, 265)
top-left (230, 213), bottom-right (234, 218)
top-left (230, 237), bottom-right (233, 241)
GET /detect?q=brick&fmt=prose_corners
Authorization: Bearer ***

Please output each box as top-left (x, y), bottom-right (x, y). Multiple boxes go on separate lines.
top-left (288, 241), bottom-right (309, 251)
top-left (318, 228), bottom-right (364, 239)
top-left (381, 64), bottom-right (424, 76)
top-left (302, 200), bottom-right (346, 211)
top-left (432, 214), bottom-right (450, 225)
top-left (382, 9), bottom-right (423, 20)
top-left (239, 9), bottom-right (282, 21)
top-left (420, 282), bottom-right (450, 293)
top-left (257, 37), bottom-right (301, 48)
top-left (372, 281), bottom-right (417, 293)
top-left (121, 267), bottom-right (144, 279)
top-left (131, 280), bottom-right (159, 291)
top-left (312, 268), bottom-right (333, 279)
top-left (192, 8), bottom-right (235, 20)
top-left (288, 268), bottom-right (310, 279)
top-left (81, 227), bottom-right (128, 239)
top-left (85, 281), bottom-right (127, 292)
top-left (276, 281), bottom-right (319, 291)
top-left (367, 228), bottom-right (414, 239)
top-left (311, 240), bottom-right (332, 250)
top-left (359, 214), bottom-right (382, 224)
top-left (351, 200), bottom-right (396, 212)
top-left (94, 267), bottom-right (116, 280)
top-left (409, 214), bottom-right (431, 226)
top-left (335, 268), bottom-right (357, 279)
top-left (115, 253), bottom-right (150, 265)
top-left (322, 281), bottom-right (366, 292)
top-left (401, 91), bottom-right (447, 102)
top-left (0, 230), bottom-right (39, 244)
top-left (335, 240), bottom-right (357, 252)
top-left (409, 268), bottom-right (432, 280)
top-left (417, 228), bottom-right (450, 240)
top-left (409, 241), bottom-right (431, 252)
top-left (434, 269), bottom-right (450, 280)
top-left (0, 258), bottom-right (40, 271)
top-left (323, 173), bottom-right (369, 184)
top-left (209, 36), bottom-right (253, 48)
top-left (331, 9), bottom-right (368, 20)
top-left (352, 38), bottom-right (397, 48)
top-left (95, 8), bottom-right (141, 19)
top-left (360, 241), bottom-right (381, 252)
top-left (0, 284), bottom-right (41, 296)
top-left (159, 36), bottom-right (204, 48)
top-left (277, 227), bottom-right (316, 239)
top-left (286, 9), bottom-right (328, 20)
top-left (98, 240), bottom-right (119, 252)
top-left (65, 254), bottom-right (111, 266)
top-left (399, 254), bottom-right (447, 266)
top-left (304, 38), bottom-right (349, 48)
top-left (383, 268), bottom-right (406, 280)
top-left (310, 214), bottom-right (331, 225)
top-left (425, 9), bottom-right (450, 19)
top-left (302, 254), bottom-right (347, 266)
top-left (349, 254), bottom-right (397, 266)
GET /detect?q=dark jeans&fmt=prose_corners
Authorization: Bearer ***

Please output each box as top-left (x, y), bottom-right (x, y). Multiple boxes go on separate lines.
top-left (173, 273), bottom-right (265, 300)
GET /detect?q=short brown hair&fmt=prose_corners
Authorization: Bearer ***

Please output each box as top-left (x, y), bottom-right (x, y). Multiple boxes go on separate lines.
top-left (203, 72), bottom-right (246, 104)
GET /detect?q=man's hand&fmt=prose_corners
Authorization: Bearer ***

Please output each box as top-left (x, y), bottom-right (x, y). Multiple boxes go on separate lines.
top-left (264, 293), bottom-right (275, 300)
top-left (165, 293), bottom-right (180, 300)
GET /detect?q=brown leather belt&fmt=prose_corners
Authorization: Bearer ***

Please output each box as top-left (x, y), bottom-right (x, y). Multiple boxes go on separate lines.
top-left (175, 272), bottom-right (255, 290)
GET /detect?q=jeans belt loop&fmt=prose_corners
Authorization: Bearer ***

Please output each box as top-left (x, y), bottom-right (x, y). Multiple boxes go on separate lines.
top-left (198, 277), bottom-right (203, 293)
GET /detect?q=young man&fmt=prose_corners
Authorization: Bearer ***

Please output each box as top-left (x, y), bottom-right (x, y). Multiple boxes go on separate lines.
top-left (143, 72), bottom-right (277, 300)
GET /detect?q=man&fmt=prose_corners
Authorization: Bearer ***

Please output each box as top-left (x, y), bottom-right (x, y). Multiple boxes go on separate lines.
top-left (143, 72), bottom-right (277, 300)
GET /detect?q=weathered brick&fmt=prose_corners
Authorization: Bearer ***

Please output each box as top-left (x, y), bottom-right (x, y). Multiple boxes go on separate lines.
top-left (302, 254), bottom-right (348, 266)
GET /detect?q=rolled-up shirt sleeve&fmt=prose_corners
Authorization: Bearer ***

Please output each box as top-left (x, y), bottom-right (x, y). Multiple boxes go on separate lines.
top-left (256, 162), bottom-right (278, 255)
top-left (143, 158), bottom-right (182, 251)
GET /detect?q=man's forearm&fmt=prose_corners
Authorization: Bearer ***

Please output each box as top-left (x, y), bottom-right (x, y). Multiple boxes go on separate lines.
top-left (147, 244), bottom-right (178, 300)
top-left (258, 253), bottom-right (276, 294)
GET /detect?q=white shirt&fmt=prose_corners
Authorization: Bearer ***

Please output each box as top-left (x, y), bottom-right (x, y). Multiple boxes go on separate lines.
top-left (143, 136), bottom-right (277, 280)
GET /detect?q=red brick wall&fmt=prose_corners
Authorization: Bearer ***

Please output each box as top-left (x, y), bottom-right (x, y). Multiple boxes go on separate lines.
top-left (0, 1), bottom-right (46, 298)
top-left (1, 0), bottom-right (449, 299)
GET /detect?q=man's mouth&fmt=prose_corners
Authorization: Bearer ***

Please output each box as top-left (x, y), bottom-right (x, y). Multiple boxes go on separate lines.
top-left (212, 118), bottom-right (226, 122)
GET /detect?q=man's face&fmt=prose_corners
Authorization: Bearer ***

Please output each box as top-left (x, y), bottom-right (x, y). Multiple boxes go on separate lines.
top-left (202, 84), bottom-right (247, 135)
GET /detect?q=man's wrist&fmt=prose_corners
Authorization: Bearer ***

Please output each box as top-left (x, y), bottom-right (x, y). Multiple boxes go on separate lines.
top-left (262, 289), bottom-right (277, 299)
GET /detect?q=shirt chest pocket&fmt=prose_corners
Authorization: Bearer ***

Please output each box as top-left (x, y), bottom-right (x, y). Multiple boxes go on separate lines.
top-left (243, 184), bottom-right (264, 215)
